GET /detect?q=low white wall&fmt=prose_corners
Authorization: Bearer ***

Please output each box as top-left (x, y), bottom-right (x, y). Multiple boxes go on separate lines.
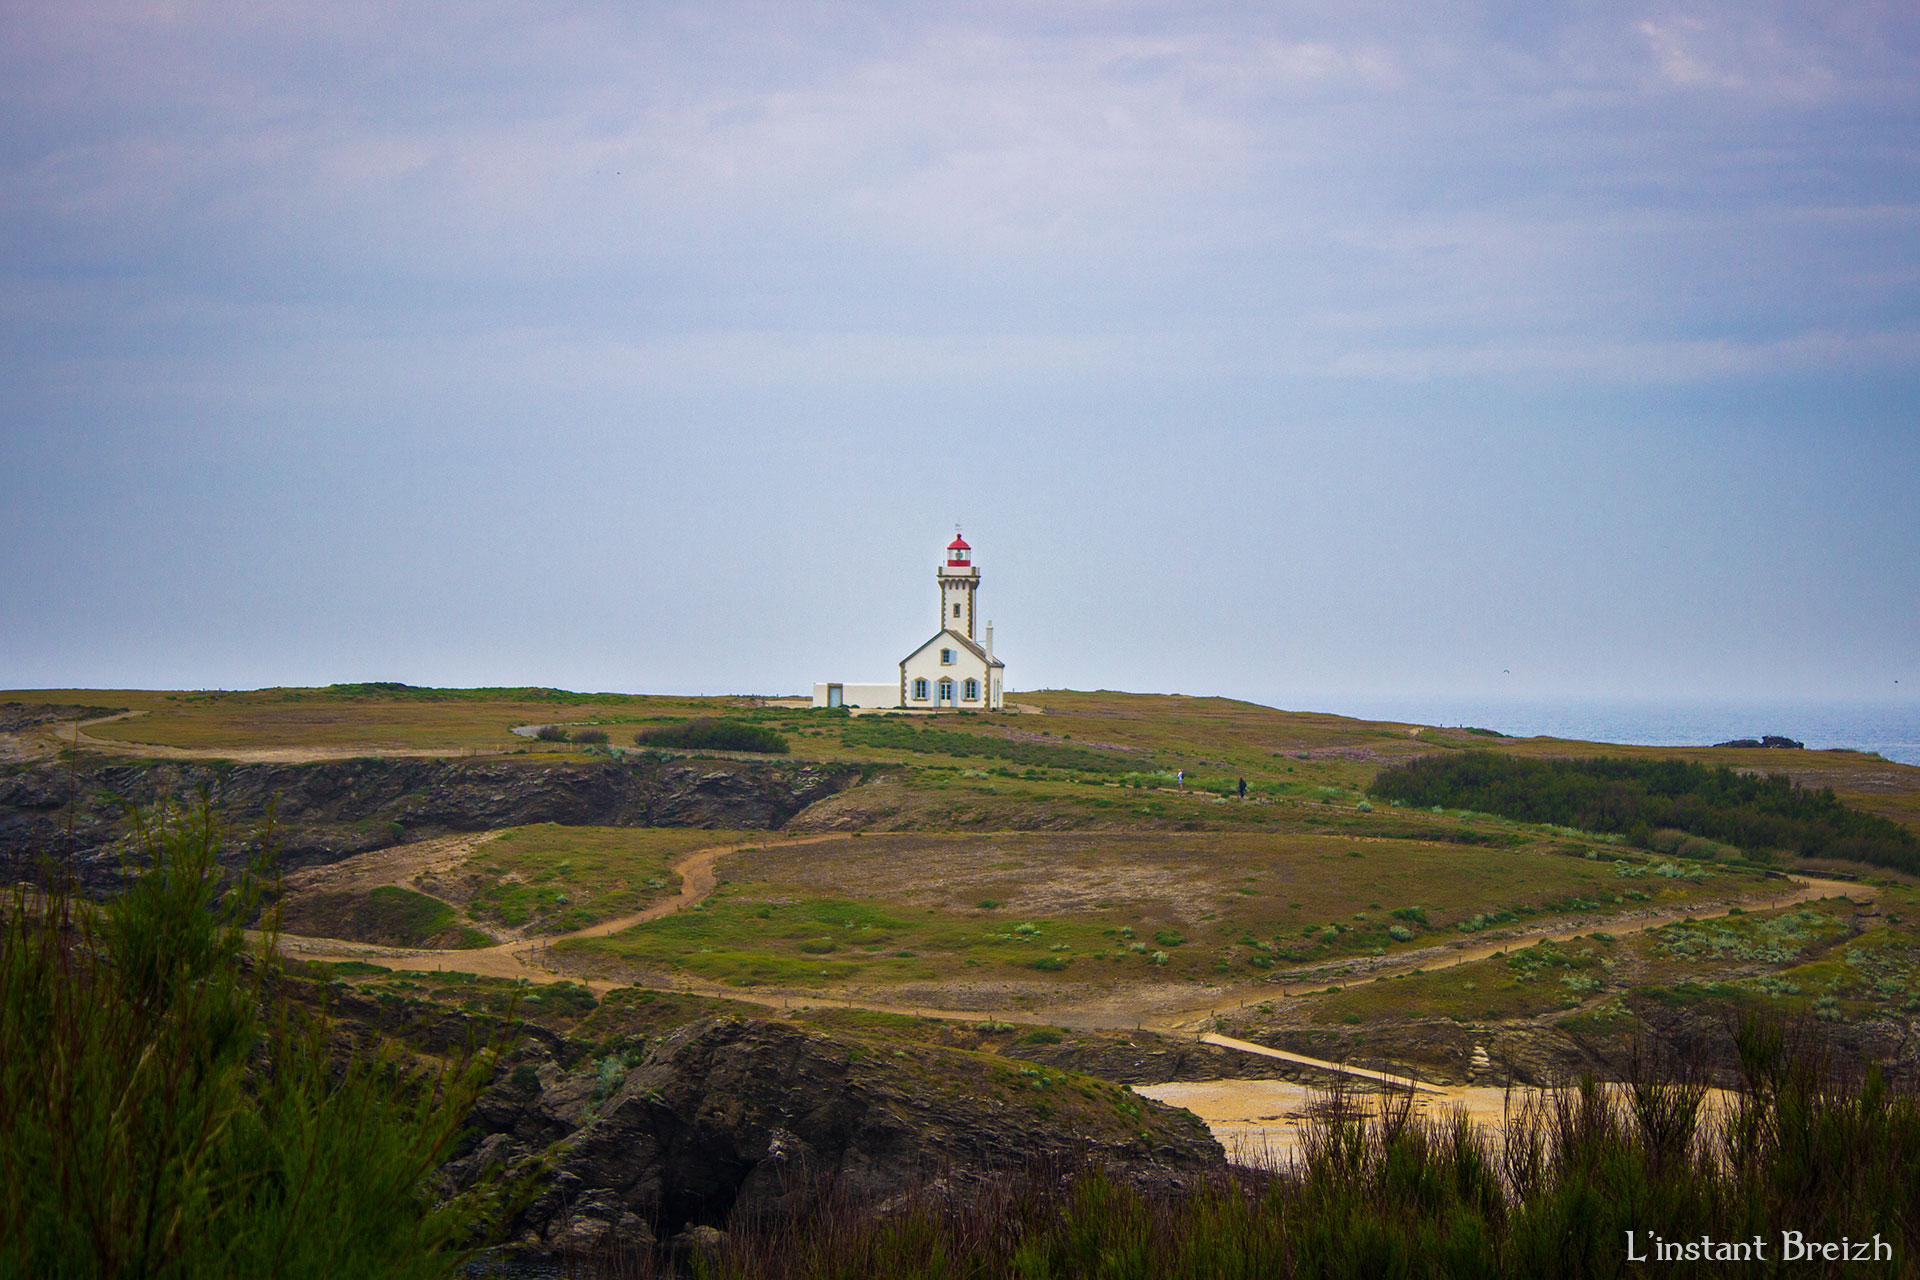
top-left (811, 681), bottom-right (901, 709)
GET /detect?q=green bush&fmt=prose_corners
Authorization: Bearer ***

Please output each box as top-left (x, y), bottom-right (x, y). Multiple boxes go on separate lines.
top-left (1152, 929), bottom-right (1186, 947)
top-left (634, 718), bottom-right (790, 753)
top-left (0, 802), bottom-right (500, 1278)
top-left (533, 724), bottom-right (568, 742)
top-left (1370, 750), bottom-right (1920, 872)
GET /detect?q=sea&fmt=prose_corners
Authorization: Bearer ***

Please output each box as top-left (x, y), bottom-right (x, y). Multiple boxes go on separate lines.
top-left (1305, 697), bottom-right (1920, 769)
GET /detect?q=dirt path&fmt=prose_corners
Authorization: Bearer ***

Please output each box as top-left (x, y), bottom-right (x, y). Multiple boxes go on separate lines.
top-left (278, 834), bottom-right (853, 987)
top-left (1157, 872), bottom-right (1876, 1034)
top-left (1198, 1033), bottom-right (1443, 1093)
top-left (284, 830), bottom-right (508, 898)
top-left (275, 830), bottom-right (1879, 1080)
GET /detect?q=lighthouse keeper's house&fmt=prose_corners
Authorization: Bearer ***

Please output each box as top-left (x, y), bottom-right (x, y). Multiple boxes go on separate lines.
top-left (811, 534), bottom-right (1006, 711)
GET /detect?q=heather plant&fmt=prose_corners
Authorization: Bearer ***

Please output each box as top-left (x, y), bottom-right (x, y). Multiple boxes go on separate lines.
top-left (0, 802), bottom-right (500, 1280)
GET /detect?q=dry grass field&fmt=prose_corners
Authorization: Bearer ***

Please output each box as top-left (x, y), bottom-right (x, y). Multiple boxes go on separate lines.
top-left (554, 830), bottom-right (1770, 997)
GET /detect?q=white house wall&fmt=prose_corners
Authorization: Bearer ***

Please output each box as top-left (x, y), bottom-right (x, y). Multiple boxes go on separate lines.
top-left (901, 634), bottom-right (996, 709)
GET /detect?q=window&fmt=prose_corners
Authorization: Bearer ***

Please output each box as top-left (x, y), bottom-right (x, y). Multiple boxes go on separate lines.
top-left (912, 678), bottom-right (929, 701)
top-left (964, 678), bottom-right (979, 701)
top-left (940, 648), bottom-right (954, 664)
top-left (953, 603), bottom-right (961, 618)
top-left (938, 678), bottom-right (954, 702)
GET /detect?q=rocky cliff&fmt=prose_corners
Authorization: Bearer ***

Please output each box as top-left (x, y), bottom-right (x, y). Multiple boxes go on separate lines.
top-left (0, 754), bottom-right (865, 890)
top-left (440, 1015), bottom-right (1225, 1257)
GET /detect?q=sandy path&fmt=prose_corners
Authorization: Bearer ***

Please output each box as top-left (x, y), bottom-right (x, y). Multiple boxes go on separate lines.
top-left (1198, 1033), bottom-right (1443, 1093)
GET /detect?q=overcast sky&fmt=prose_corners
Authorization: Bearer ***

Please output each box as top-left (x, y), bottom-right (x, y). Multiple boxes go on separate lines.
top-left (2, 1), bottom-right (1916, 709)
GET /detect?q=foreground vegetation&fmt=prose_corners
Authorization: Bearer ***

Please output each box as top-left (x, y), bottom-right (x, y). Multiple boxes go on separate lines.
top-left (610, 1024), bottom-right (1920, 1279)
top-left (0, 808), bottom-right (498, 1279)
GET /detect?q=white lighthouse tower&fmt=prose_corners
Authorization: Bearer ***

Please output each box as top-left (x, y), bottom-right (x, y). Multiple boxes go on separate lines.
top-left (938, 533), bottom-right (978, 639)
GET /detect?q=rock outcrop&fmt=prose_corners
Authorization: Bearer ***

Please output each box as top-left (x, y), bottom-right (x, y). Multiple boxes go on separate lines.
top-left (443, 1016), bottom-right (1225, 1255)
top-left (0, 754), bottom-right (865, 890)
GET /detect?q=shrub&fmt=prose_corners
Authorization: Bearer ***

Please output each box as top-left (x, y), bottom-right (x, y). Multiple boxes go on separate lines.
top-left (633, 718), bottom-right (790, 753)
top-left (0, 802), bottom-right (499, 1277)
top-left (533, 724), bottom-right (568, 742)
top-left (799, 938), bottom-right (837, 954)
top-left (1369, 750), bottom-right (1920, 872)
top-left (572, 728), bottom-right (608, 744)
top-left (1151, 930), bottom-right (1186, 947)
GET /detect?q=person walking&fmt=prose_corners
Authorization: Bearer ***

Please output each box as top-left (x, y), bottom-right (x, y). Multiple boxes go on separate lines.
top-left (1176, 769), bottom-right (1184, 788)
top-left (1237, 777), bottom-right (1247, 799)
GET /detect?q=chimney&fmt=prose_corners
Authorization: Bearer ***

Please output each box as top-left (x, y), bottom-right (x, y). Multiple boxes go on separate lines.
top-left (985, 621), bottom-right (993, 661)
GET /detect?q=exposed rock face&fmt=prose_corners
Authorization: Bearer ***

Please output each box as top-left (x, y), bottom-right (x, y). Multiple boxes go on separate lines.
top-left (0, 755), bottom-right (864, 890)
top-left (444, 1016), bottom-right (1225, 1254)
top-left (0, 702), bottom-right (124, 733)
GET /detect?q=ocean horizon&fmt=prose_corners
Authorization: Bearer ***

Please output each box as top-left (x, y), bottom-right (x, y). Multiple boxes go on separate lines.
top-left (1300, 696), bottom-right (1920, 769)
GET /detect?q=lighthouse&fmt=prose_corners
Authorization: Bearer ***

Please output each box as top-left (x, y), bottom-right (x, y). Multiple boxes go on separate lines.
top-left (809, 531), bottom-right (1009, 710)
top-left (899, 531), bottom-right (1004, 710)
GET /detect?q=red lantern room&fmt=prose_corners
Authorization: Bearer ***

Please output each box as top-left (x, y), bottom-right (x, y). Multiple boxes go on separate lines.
top-left (946, 534), bottom-right (972, 568)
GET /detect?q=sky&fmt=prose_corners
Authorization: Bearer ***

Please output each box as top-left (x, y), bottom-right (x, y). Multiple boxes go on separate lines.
top-left (2, 1), bottom-right (1917, 711)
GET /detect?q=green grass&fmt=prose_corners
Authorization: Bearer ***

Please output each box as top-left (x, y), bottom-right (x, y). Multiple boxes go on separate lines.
top-left (1291, 936), bottom-right (1620, 1025)
top-left (459, 824), bottom-right (747, 933)
top-left (358, 887), bottom-right (460, 945)
top-left (556, 889), bottom-right (1146, 987)
top-left (550, 831), bottom-right (1763, 991)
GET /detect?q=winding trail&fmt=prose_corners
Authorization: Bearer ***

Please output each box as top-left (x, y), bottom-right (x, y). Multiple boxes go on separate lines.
top-left (276, 832), bottom-right (1879, 1090)
top-left (279, 834), bottom-right (850, 983)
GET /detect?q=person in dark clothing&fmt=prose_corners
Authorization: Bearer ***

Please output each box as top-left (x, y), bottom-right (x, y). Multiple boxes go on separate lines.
top-left (1237, 777), bottom-right (1247, 799)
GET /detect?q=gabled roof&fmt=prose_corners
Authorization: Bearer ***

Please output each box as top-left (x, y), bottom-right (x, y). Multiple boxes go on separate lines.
top-left (899, 629), bottom-right (1004, 669)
